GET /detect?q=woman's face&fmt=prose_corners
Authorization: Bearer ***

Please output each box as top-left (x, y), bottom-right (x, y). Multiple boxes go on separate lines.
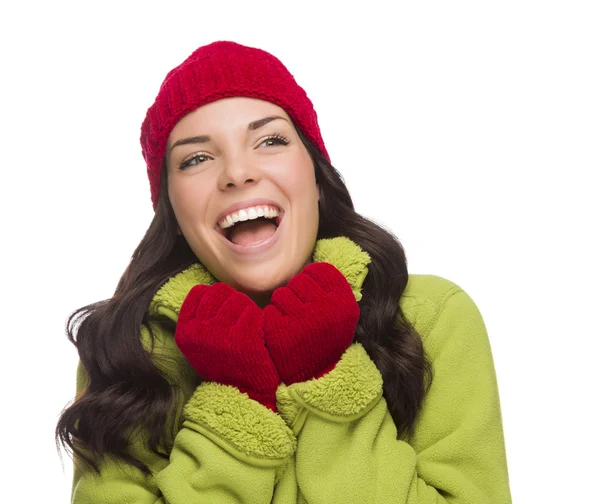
top-left (166, 97), bottom-right (320, 306)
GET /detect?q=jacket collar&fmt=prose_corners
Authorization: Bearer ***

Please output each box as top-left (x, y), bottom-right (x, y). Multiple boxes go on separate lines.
top-left (149, 236), bottom-right (371, 323)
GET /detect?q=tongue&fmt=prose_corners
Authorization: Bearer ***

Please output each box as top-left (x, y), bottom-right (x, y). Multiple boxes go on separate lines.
top-left (229, 220), bottom-right (277, 247)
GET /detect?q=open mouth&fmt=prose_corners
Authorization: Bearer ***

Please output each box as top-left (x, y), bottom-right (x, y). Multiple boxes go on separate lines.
top-left (215, 206), bottom-right (284, 245)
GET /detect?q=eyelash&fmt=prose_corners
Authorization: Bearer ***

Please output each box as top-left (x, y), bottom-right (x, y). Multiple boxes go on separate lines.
top-left (178, 133), bottom-right (290, 170)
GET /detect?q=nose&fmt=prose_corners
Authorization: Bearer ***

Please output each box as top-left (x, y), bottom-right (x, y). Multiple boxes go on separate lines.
top-left (217, 154), bottom-right (261, 191)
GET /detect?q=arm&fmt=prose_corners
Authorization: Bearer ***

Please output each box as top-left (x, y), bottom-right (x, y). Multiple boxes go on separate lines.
top-left (71, 322), bottom-right (296, 503)
top-left (278, 288), bottom-right (511, 503)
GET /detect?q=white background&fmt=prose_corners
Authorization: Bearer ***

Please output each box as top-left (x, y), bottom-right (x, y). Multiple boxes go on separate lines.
top-left (1, 0), bottom-right (598, 502)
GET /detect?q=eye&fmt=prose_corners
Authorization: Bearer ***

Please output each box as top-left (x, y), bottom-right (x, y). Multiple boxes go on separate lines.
top-left (259, 134), bottom-right (290, 148)
top-left (179, 152), bottom-right (213, 170)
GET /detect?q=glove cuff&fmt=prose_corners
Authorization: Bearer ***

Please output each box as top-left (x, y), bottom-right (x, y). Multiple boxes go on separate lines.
top-left (238, 386), bottom-right (278, 412)
top-left (276, 343), bottom-right (383, 434)
top-left (184, 382), bottom-right (296, 465)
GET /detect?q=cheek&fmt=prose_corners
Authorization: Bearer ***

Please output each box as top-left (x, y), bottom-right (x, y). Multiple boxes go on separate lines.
top-left (274, 154), bottom-right (317, 199)
top-left (168, 175), bottom-right (211, 224)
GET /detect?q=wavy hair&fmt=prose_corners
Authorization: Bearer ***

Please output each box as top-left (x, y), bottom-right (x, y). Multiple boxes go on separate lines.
top-left (56, 124), bottom-right (433, 476)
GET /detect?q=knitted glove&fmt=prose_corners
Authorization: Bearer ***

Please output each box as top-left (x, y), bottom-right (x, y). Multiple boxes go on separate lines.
top-left (263, 262), bottom-right (360, 385)
top-left (174, 282), bottom-right (280, 411)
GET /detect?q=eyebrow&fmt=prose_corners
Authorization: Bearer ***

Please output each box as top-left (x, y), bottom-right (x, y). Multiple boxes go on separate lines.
top-left (169, 115), bottom-right (288, 153)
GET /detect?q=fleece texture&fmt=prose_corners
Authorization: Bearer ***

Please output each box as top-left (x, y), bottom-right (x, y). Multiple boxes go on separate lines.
top-left (312, 236), bottom-right (371, 302)
top-left (287, 343), bottom-right (383, 422)
top-left (71, 236), bottom-right (512, 503)
top-left (183, 382), bottom-right (296, 464)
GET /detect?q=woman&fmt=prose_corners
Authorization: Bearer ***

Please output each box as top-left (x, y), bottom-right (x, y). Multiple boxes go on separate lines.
top-left (56, 41), bottom-right (512, 503)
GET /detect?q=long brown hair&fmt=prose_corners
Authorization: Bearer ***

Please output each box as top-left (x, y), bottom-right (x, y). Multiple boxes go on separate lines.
top-left (56, 124), bottom-right (432, 475)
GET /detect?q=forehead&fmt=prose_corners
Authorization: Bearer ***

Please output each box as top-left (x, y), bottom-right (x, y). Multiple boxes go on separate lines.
top-left (171, 97), bottom-right (290, 137)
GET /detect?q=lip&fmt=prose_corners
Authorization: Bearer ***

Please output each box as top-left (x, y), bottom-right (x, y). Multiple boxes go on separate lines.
top-left (216, 212), bottom-right (285, 256)
top-left (215, 197), bottom-right (284, 225)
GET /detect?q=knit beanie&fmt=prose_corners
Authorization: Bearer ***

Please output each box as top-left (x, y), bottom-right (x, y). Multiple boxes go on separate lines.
top-left (140, 40), bottom-right (330, 209)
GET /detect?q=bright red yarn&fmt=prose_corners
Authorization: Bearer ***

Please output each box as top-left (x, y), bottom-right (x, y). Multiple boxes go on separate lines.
top-left (140, 41), bottom-right (330, 209)
top-left (175, 281), bottom-right (281, 412)
top-left (263, 262), bottom-right (360, 385)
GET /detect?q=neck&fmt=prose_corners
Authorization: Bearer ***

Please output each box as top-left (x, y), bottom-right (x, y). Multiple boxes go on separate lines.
top-left (246, 256), bottom-right (315, 309)
top-left (249, 291), bottom-right (273, 309)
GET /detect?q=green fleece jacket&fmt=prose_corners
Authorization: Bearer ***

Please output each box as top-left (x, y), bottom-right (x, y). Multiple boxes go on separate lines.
top-left (71, 236), bottom-right (512, 503)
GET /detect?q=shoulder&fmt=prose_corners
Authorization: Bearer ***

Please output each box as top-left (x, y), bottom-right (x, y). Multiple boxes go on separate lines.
top-left (400, 274), bottom-right (482, 344)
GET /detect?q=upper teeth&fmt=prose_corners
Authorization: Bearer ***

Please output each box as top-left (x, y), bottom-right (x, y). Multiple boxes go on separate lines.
top-left (218, 205), bottom-right (281, 229)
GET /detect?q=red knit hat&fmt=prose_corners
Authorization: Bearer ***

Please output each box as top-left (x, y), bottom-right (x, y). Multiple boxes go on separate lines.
top-left (140, 40), bottom-right (330, 209)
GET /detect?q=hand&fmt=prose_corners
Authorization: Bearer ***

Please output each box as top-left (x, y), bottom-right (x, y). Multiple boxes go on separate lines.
top-left (174, 282), bottom-right (280, 411)
top-left (263, 262), bottom-right (360, 385)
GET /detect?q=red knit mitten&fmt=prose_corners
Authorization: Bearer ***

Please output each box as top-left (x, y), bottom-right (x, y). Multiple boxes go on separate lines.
top-left (174, 282), bottom-right (280, 411)
top-left (263, 262), bottom-right (360, 385)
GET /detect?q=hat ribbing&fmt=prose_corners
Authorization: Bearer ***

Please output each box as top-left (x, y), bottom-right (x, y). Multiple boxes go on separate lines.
top-left (140, 41), bottom-right (329, 209)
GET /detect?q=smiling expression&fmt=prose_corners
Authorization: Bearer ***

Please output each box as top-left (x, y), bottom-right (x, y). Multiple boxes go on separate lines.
top-left (166, 97), bottom-right (320, 306)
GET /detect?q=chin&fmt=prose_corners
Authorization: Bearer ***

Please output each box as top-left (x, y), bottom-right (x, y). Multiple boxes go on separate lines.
top-left (232, 269), bottom-right (289, 296)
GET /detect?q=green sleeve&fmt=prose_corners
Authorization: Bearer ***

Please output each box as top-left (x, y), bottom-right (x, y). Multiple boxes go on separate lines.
top-left (277, 289), bottom-right (512, 503)
top-left (71, 324), bottom-right (296, 503)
